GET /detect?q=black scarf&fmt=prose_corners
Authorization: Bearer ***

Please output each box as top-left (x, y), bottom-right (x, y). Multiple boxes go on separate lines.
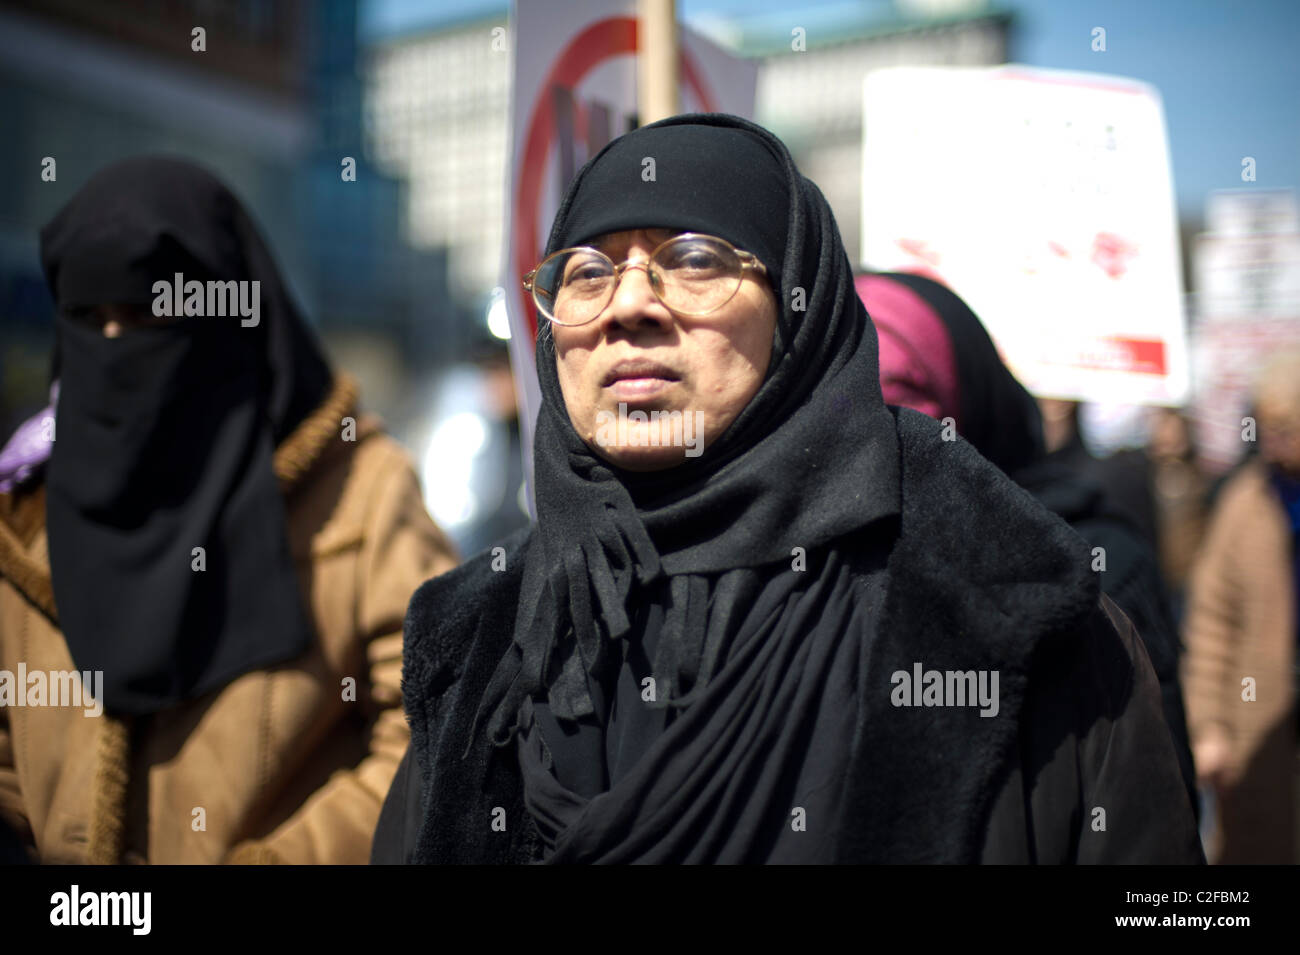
top-left (39, 157), bottom-right (333, 715)
top-left (475, 114), bottom-right (901, 762)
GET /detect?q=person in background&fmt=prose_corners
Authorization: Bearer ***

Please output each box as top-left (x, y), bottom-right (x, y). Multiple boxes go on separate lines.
top-left (0, 158), bottom-right (457, 863)
top-left (1183, 347), bottom-right (1300, 863)
top-left (857, 269), bottom-right (1197, 813)
top-left (1039, 400), bottom-right (1210, 618)
top-left (1038, 398), bottom-right (1160, 553)
top-left (453, 344), bottom-right (531, 559)
top-left (1146, 408), bottom-right (1210, 617)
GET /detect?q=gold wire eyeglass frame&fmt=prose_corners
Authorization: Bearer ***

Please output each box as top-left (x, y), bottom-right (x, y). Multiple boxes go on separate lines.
top-left (522, 232), bottom-right (767, 326)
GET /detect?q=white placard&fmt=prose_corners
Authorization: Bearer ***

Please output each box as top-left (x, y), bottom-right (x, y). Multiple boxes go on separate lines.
top-left (1190, 318), bottom-right (1300, 473)
top-left (1194, 233), bottom-right (1300, 322)
top-left (1190, 188), bottom-right (1300, 472)
top-left (1205, 188), bottom-right (1299, 238)
top-left (862, 65), bottom-right (1189, 406)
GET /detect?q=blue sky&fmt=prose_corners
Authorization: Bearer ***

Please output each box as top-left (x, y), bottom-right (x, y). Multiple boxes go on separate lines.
top-left (359, 0), bottom-right (1300, 218)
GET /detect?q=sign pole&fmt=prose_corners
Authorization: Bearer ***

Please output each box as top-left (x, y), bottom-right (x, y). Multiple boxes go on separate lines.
top-left (637, 0), bottom-right (678, 124)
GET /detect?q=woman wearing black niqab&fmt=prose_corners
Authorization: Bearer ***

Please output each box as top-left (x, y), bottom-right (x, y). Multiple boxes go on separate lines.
top-left (377, 115), bottom-right (1203, 864)
top-left (0, 158), bottom-right (457, 864)
top-left (40, 158), bottom-right (330, 712)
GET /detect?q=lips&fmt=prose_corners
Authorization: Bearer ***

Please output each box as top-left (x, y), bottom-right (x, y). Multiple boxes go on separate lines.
top-left (601, 358), bottom-right (681, 401)
top-left (601, 359), bottom-right (680, 386)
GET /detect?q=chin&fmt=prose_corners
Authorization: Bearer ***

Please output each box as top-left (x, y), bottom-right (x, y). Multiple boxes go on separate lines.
top-left (578, 397), bottom-right (714, 469)
top-left (612, 455), bottom-right (686, 473)
top-left (596, 441), bottom-right (688, 472)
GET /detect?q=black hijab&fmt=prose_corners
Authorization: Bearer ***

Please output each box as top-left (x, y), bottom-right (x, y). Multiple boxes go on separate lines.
top-left (874, 271), bottom-right (1045, 477)
top-left (39, 157), bottom-right (333, 715)
top-left (476, 114), bottom-right (901, 757)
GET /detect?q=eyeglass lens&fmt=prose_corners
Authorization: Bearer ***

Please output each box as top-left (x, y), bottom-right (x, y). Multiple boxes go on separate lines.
top-left (533, 235), bottom-right (743, 325)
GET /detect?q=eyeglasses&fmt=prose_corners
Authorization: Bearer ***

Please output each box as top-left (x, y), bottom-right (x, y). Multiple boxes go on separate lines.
top-left (523, 232), bottom-right (767, 327)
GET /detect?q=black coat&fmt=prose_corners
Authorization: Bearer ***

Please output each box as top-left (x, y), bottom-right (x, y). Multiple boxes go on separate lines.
top-left (374, 410), bottom-right (1203, 864)
top-left (1015, 448), bottom-right (1198, 815)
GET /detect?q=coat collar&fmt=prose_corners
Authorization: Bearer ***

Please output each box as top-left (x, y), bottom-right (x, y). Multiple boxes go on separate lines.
top-left (402, 408), bottom-right (1099, 863)
top-left (0, 373), bottom-right (360, 623)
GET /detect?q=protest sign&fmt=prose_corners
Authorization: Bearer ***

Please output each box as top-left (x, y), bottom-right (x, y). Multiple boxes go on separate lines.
top-left (862, 65), bottom-right (1190, 406)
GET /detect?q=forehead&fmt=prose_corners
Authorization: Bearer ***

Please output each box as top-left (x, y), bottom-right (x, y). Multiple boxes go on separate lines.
top-left (586, 227), bottom-right (680, 252)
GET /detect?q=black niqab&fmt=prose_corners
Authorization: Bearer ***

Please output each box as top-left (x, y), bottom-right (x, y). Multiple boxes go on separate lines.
top-left (39, 157), bottom-right (332, 715)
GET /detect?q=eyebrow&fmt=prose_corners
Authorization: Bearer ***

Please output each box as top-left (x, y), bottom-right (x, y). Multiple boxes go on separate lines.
top-left (592, 228), bottom-right (678, 251)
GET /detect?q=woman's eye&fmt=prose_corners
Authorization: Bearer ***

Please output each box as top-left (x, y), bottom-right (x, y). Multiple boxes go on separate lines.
top-left (567, 265), bottom-right (610, 284)
top-left (667, 249), bottom-right (725, 271)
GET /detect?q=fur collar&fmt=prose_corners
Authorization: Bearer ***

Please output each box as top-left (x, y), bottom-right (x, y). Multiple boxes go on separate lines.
top-left (401, 407), bottom-right (1099, 863)
top-left (0, 373), bottom-right (360, 623)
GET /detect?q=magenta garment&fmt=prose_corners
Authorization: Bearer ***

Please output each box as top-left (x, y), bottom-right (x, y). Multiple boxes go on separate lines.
top-left (855, 274), bottom-right (961, 428)
top-left (0, 382), bottom-right (58, 493)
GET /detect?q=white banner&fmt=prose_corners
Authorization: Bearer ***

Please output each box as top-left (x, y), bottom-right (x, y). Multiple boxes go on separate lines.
top-left (1191, 189), bottom-right (1300, 472)
top-left (1205, 188), bottom-right (1299, 237)
top-left (1194, 232), bottom-right (1300, 321)
top-left (502, 0), bottom-right (756, 513)
top-left (861, 65), bottom-right (1189, 406)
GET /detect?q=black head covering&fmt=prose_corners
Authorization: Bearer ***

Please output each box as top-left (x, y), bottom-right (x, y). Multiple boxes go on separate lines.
top-left (475, 114), bottom-right (901, 745)
top-left (39, 156), bottom-right (333, 714)
top-left (873, 271), bottom-right (1044, 476)
top-left (555, 123), bottom-right (790, 303)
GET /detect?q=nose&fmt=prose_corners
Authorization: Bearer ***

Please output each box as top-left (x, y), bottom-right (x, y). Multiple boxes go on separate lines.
top-left (598, 256), bottom-right (673, 332)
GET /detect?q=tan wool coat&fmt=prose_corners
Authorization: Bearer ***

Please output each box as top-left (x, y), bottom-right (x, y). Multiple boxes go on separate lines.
top-left (0, 374), bottom-right (457, 864)
top-left (1182, 458), bottom-right (1297, 863)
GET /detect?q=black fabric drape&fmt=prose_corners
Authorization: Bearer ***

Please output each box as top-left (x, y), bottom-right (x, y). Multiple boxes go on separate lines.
top-left (518, 544), bottom-right (889, 863)
top-left (39, 157), bottom-right (332, 715)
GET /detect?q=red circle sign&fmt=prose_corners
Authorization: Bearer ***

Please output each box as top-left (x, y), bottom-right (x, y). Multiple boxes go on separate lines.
top-left (514, 16), bottom-right (718, 337)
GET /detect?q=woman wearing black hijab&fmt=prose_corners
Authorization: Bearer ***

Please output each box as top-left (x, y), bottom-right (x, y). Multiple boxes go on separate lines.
top-left (0, 157), bottom-right (457, 863)
top-left (375, 115), bottom-right (1201, 864)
